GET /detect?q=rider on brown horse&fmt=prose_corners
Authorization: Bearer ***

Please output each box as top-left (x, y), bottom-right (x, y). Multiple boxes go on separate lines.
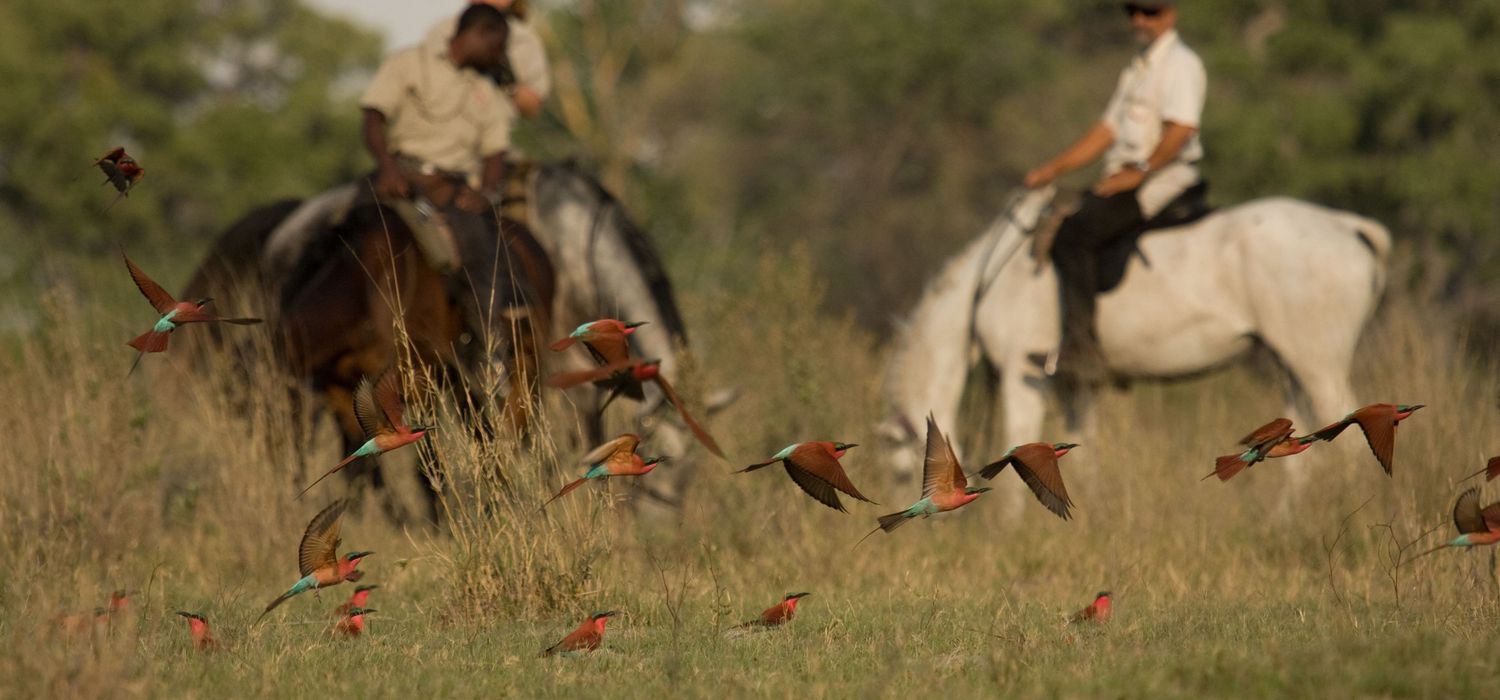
top-left (359, 4), bottom-right (516, 280)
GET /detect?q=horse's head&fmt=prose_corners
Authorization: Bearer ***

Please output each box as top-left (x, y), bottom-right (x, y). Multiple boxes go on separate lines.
top-left (874, 412), bottom-right (924, 482)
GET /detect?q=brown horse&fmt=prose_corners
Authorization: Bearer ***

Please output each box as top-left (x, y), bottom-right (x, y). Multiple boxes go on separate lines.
top-left (185, 198), bottom-right (554, 522)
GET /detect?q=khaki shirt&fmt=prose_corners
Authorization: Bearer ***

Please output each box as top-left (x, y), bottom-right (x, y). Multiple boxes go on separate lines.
top-left (425, 16), bottom-right (552, 101)
top-left (1101, 29), bottom-right (1206, 216)
top-left (359, 45), bottom-right (515, 185)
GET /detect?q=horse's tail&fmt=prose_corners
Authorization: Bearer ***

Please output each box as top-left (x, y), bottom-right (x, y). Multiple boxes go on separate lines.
top-left (1336, 213), bottom-right (1392, 295)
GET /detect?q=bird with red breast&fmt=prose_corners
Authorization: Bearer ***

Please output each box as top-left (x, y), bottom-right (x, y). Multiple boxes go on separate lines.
top-left (1409, 487), bottom-right (1500, 562)
top-left (175, 611), bottom-right (220, 651)
top-left (94, 147), bottom-right (145, 209)
top-left (256, 499), bottom-right (372, 623)
top-left (333, 608), bottom-right (376, 638)
top-left (546, 358), bottom-right (723, 458)
top-left (542, 611), bottom-right (617, 656)
top-left (1206, 418), bottom-right (1321, 482)
top-left (739, 442), bottom-right (874, 513)
top-left (122, 251), bottom-right (262, 375)
top-left (1310, 404), bottom-right (1423, 475)
top-left (978, 442), bottom-right (1079, 519)
top-left (542, 433), bottom-right (667, 508)
top-left (856, 415), bottom-right (991, 546)
top-left (550, 319), bottom-right (647, 365)
top-left (299, 371), bottom-right (431, 498)
top-left (1068, 592), bottom-right (1112, 624)
top-left (726, 592), bottom-right (810, 637)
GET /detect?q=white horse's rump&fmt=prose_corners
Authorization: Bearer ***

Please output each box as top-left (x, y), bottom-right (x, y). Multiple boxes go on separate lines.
top-left (880, 187), bottom-right (1390, 486)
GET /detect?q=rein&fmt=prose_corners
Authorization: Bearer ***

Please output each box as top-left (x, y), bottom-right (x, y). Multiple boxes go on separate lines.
top-left (967, 189), bottom-right (1051, 339)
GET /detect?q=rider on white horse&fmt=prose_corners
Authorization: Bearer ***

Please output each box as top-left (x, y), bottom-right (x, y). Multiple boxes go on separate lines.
top-left (1024, 0), bottom-right (1206, 385)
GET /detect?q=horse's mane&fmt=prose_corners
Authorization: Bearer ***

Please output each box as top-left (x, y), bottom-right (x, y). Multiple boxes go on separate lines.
top-left (182, 199), bottom-right (302, 300)
top-left (543, 161), bottom-right (689, 345)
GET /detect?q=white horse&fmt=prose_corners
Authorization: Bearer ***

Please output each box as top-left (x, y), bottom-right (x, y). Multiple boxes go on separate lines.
top-left (877, 186), bottom-right (1391, 497)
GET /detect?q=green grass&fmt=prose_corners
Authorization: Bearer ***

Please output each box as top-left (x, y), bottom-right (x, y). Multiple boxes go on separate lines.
top-left (3, 253), bottom-right (1500, 698)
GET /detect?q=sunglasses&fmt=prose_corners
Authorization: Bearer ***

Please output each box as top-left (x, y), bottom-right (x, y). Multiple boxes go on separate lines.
top-left (1122, 4), bottom-right (1164, 17)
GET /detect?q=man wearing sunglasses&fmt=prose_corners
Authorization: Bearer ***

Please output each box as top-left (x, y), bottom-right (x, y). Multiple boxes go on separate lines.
top-left (1024, 0), bottom-right (1206, 384)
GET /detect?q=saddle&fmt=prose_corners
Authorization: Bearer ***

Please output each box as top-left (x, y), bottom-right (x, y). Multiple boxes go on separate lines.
top-left (1095, 180), bottom-right (1212, 292)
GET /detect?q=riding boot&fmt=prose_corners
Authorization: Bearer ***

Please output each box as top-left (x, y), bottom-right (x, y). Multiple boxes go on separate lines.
top-left (1054, 250), bottom-right (1108, 385)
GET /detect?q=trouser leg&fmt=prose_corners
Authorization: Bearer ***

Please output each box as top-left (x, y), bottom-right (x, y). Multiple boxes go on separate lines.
top-left (1050, 191), bottom-right (1142, 380)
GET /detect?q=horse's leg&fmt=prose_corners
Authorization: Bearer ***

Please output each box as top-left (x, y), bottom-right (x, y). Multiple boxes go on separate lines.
top-left (994, 360), bottom-right (1050, 520)
top-left (1261, 333), bottom-right (1358, 515)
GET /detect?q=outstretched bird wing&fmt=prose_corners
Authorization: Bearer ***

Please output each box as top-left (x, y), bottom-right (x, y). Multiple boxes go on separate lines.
top-left (353, 373), bottom-right (398, 438)
top-left (1006, 443), bottom-right (1075, 520)
top-left (583, 328), bottom-right (631, 366)
top-left (652, 374), bottom-right (725, 459)
top-left (544, 359), bottom-right (634, 389)
top-left (1313, 405), bottom-right (1396, 475)
top-left (1238, 418), bottom-right (1294, 447)
top-left (372, 370), bottom-right (408, 431)
top-left (786, 444), bottom-right (875, 503)
top-left (922, 415), bottom-right (964, 499)
top-left (1452, 488), bottom-right (1486, 535)
top-left (782, 461), bottom-right (847, 512)
top-left (122, 251), bottom-right (177, 313)
top-left (579, 433), bottom-right (641, 465)
top-left (299, 499), bottom-right (347, 576)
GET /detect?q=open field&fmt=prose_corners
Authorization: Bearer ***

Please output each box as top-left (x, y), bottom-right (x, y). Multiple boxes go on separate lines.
top-left (3, 255), bottom-right (1500, 698)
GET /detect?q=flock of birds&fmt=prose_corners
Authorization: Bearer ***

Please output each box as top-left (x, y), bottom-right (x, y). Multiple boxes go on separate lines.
top-left (69, 148), bottom-right (1500, 656)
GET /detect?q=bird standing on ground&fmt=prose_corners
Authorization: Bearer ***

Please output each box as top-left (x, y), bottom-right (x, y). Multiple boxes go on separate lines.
top-left (257, 499), bottom-right (372, 623)
top-left (550, 319), bottom-right (647, 365)
top-left (1411, 488), bottom-right (1500, 561)
top-left (739, 443), bottom-right (874, 513)
top-left (542, 433), bottom-right (667, 508)
top-left (978, 442), bottom-right (1079, 519)
top-left (95, 147), bottom-right (145, 209)
top-left (1207, 418), bottom-right (1320, 482)
top-left (857, 416), bottom-right (991, 545)
top-left (542, 611), bottom-right (616, 656)
top-left (123, 251), bottom-right (262, 375)
top-left (299, 371), bottom-right (430, 498)
top-left (546, 359), bottom-right (723, 458)
top-left (1310, 404), bottom-right (1424, 475)
top-left (726, 592), bottom-right (810, 636)
top-left (1069, 592), bottom-right (1112, 624)
top-left (334, 608), bottom-right (376, 638)
top-left (175, 611), bottom-right (220, 651)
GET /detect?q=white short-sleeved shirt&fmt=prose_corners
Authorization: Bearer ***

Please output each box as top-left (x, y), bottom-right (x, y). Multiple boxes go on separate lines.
top-left (425, 15), bottom-right (552, 101)
top-left (1101, 29), bottom-right (1206, 175)
top-left (359, 45), bottom-right (515, 184)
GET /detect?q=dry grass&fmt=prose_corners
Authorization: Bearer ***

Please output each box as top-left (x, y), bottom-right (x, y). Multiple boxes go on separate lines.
top-left (2, 250), bottom-right (1500, 697)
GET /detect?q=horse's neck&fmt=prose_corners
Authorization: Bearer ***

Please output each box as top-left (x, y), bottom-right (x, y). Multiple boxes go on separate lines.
top-left (531, 166), bottom-right (687, 375)
top-left (885, 220), bottom-right (1026, 433)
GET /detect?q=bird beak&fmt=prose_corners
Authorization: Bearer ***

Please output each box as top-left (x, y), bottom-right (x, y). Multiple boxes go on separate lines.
top-left (599, 610), bottom-right (618, 618)
top-left (1409, 404), bottom-right (1426, 411)
top-left (626, 321), bottom-right (648, 329)
top-left (842, 443), bottom-right (859, 450)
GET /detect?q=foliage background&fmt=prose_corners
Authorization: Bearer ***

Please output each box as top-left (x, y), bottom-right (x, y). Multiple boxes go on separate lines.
top-left (5, 0), bottom-right (1499, 328)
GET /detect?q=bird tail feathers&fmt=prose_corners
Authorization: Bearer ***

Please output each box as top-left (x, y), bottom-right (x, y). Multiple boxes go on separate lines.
top-left (540, 478), bottom-right (589, 509)
top-left (549, 337), bottom-right (577, 352)
top-left (297, 454), bottom-right (359, 499)
top-left (1208, 454), bottom-right (1249, 482)
top-left (977, 460), bottom-right (1008, 480)
top-left (877, 511), bottom-right (910, 533)
top-left (736, 460), bottom-right (778, 473)
top-left (127, 330), bottom-right (170, 354)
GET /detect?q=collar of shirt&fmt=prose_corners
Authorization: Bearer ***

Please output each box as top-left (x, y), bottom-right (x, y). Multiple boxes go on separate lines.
top-left (1135, 28), bottom-right (1181, 68)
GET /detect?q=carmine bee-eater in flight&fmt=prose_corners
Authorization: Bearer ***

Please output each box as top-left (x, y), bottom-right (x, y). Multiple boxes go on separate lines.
top-left (299, 371), bottom-right (431, 498)
top-left (542, 611), bottom-right (617, 656)
top-left (1069, 592), bottom-right (1112, 624)
top-left (1206, 418), bottom-right (1320, 482)
top-left (1310, 403), bottom-right (1423, 475)
top-left (550, 319), bottom-right (647, 365)
top-left (256, 499), bottom-right (372, 623)
top-left (978, 442), bottom-right (1079, 519)
top-left (726, 592), bottom-right (810, 637)
top-left (1410, 487), bottom-right (1500, 562)
top-left (542, 433), bottom-right (667, 508)
top-left (546, 358), bottom-right (724, 458)
top-left (123, 251), bottom-right (262, 376)
top-left (334, 585), bottom-right (380, 616)
top-left (333, 608), bottom-right (376, 638)
top-left (857, 415), bottom-right (991, 546)
top-left (95, 147), bottom-right (144, 209)
top-left (1461, 456), bottom-right (1500, 483)
top-left (175, 611), bottom-right (220, 651)
top-left (739, 442), bottom-right (874, 513)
